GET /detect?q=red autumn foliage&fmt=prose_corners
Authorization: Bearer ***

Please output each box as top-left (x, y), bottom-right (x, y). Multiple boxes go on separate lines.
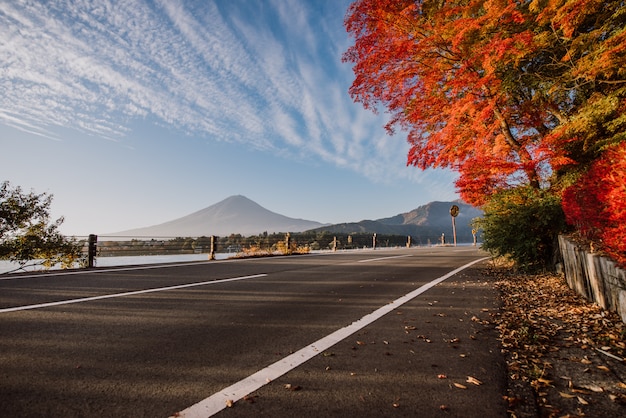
top-left (562, 143), bottom-right (626, 265)
top-left (343, 0), bottom-right (626, 207)
top-left (343, 0), bottom-right (553, 205)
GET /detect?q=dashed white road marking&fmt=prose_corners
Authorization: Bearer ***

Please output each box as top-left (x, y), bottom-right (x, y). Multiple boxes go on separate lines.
top-left (172, 257), bottom-right (489, 417)
top-left (358, 254), bottom-right (413, 263)
top-left (0, 274), bottom-right (267, 314)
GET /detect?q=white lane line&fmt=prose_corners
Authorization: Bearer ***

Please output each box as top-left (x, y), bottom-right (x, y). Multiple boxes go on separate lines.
top-left (172, 257), bottom-right (489, 418)
top-left (0, 274), bottom-right (267, 314)
top-left (358, 254), bottom-right (413, 263)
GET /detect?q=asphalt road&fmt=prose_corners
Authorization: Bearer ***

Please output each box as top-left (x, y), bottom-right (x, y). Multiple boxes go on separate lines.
top-left (0, 246), bottom-right (508, 417)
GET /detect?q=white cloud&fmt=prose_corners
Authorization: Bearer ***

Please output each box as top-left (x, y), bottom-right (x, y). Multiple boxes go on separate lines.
top-left (0, 0), bottom-right (444, 187)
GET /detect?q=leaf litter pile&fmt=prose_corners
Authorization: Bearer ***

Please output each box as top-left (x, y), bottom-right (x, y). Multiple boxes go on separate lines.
top-left (489, 263), bottom-right (626, 417)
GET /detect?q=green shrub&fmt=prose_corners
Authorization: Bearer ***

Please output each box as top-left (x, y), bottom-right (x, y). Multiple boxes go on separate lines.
top-left (474, 187), bottom-right (566, 271)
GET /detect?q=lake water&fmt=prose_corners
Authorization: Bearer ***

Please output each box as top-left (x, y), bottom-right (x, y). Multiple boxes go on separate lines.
top-left (0, 253), bottom-right (234, 275)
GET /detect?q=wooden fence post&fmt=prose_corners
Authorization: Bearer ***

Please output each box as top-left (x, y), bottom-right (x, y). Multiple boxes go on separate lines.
top-left (88, 234), bottom-right (97, 268)
top-left (209, 236), bottom-right (216, 260)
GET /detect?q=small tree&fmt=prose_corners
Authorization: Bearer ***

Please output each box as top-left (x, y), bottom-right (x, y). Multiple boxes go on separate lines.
top-left (474, 187), bottom-right (566, 271)
top-left (0, 181), bottom-right (84, 273)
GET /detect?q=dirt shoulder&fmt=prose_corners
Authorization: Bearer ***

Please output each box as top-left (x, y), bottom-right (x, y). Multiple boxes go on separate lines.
top-left (489, 263), bottom-right (626, 417)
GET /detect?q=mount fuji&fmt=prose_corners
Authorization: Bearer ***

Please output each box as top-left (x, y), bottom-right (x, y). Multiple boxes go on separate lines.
top-left (106, 195), bottom-right (326, 237)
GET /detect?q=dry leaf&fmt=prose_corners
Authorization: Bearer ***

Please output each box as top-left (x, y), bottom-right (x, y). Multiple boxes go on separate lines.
top-left (577, 396), bottom-right (589, 405)
top-left (610, 393), bottom-right (626, 404)
top-left (579, 384), bottom-right (604, 393)
top-left (570, 387), bottom-right (592, 394)
top-left (225, 399), bottom-right (234, 408)
top-left (453, 383), bottom-right (467, 389)
top-left (559, 392), bottom-right (576, 398)
top-left (466, 376), bottom-right (483, 385)
top-left (503, 395), bottom-right (522, 407)
top-left (597, 365), bottom-right (610, 372)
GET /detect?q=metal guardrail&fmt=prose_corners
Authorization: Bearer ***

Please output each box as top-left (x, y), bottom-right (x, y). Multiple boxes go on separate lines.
top-left (79, 232), bottom-right (460, 267)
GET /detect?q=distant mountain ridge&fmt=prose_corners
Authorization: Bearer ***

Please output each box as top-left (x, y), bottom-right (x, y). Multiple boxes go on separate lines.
top-left (309, 201), bottom-right (482, 243)
top-left (106, 195), bottom-right (326, 237)
top-left (379, 201), bottom-right (481, 229)
top-left (105, 195), bottom-right (482, 242)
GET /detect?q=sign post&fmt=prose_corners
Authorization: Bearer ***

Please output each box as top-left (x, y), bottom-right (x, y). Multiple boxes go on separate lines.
top-left (449, 205), bottom-right (459, 247)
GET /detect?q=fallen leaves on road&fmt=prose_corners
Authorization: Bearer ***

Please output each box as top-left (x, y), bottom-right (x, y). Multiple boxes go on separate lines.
top-left (489, 263), bottom-right (626, 417)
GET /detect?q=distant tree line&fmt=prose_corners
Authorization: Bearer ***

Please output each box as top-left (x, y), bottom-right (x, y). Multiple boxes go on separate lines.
top-left (95, 231), bottom-right (449, 257)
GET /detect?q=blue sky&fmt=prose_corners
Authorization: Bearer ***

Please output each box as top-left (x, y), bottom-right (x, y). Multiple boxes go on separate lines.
top-left (1, 0), bottom-right (459, 236)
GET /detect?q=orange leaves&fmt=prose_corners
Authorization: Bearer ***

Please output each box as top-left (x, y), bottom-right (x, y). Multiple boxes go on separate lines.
top-left (345, 0), bottom-right (625, 208)
top-left (539, 0), bottom-right (608, 39)
top-left (344, 0), bottom-right (548, 199)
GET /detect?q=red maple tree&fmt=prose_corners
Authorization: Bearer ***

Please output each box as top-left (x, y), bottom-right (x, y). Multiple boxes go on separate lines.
top-left (343, 0), bottom-right (626, 206)
top-left (344, 0), bottom-right (543, 205)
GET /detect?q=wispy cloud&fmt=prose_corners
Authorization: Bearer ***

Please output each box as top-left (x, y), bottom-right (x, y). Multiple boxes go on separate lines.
top-left (0, 0), bottom-right (436, 184)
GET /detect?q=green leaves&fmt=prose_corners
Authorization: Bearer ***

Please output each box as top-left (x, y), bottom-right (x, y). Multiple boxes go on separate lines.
top-left (474, 187), bottom-right (566, 271)
top-left (0, 181), bottom-right (84, 272)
